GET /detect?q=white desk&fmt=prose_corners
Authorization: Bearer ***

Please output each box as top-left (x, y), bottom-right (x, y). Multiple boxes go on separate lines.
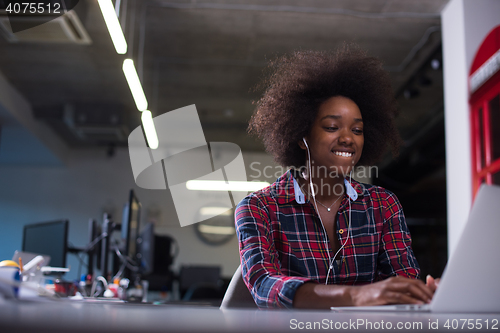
top-left (0, 297), bottom-right (498, 333)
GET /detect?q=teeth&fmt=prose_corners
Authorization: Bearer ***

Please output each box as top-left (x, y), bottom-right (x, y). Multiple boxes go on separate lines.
top-left (334, 151), bottom-right (352, 157)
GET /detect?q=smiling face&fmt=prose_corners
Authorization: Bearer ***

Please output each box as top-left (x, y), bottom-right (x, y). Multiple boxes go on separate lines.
top-left (299, 96), bottom-right (364, 177)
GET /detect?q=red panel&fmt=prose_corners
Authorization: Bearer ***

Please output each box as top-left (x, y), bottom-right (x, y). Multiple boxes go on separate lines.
top-left (482, 99), bottom-right (492, 184)
top-left (470, 71), bottom-right (500, 199)
top-left (471, 108), bottom-right (480, 197)
top-left (469, 25), bottom-right (500, 76)
top-left (474, 108), bottom-right (481, 172)
top-left (470, 71), bottom-right (500, 105)
top-left (478, 159), bottom-right (500, 178)
top-left (469, 26), bottom-right (500, 200)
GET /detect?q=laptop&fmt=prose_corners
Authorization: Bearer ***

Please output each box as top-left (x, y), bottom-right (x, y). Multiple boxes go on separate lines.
top-left (332, 184), bottom-right (500, 313)
top-left (12, 251), bottom-right (51, 269)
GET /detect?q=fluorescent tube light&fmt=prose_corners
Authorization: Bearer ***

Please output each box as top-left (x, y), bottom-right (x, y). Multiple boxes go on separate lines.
top-left (198, 225), bottom-right (235, 235)
top-left (122, 59), bottom-right (148, 111)
top-left (200, 207), bottom-right (232, 216)
top-left (98, 0), bottom-right (127, 54)
top-left (186, 180), bottom-right (270, 192)
top-left (141, 110), bottom-right (159, 149)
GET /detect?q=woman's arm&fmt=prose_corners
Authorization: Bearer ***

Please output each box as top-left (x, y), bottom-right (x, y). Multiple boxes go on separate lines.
top-left (236, 194), bottom-right (311, 308)
top-left (294, 276), bottom-right (433, 309)
top-left (376, 191), bottom-right (420, 280)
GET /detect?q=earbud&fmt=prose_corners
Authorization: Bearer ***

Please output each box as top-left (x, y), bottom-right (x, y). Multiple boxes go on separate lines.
top-left (302, 137), bottom-right (308, 149)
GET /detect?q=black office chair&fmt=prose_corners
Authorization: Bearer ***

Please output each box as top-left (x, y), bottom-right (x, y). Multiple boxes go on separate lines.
top-left (182, 282), bottom-right (223, 301)
top-left (220, 265), bottom-right (257, 309)
top-left (179, 265), bottom-right (222, 300)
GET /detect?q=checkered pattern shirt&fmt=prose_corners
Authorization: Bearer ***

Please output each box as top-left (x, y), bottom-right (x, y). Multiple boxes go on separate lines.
top-left (235, 170), bottom-right (420, 309)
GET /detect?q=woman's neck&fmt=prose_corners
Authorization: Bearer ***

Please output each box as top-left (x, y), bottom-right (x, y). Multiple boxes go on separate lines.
top-left (298, 168), bottom-right (345, 202)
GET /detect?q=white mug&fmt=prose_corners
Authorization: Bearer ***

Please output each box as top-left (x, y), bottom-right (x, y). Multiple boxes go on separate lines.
top-left (0, 266), bottom-right (20, 299)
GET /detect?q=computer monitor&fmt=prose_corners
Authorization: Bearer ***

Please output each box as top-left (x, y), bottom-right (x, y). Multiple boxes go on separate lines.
top-left (22, 220), bottom-right (69, 268)
top-left (141, 233), bottom-right (178, 292)
top-left (151, 235), bottom-right (176, 275)
top-left (121, 189), bottom-right (141, 267)
top-left (87, 219), bottom-right (102, 276)
top-left (137, 227), bottom-right (177, 275)
top-left (179, 265), bottom-right (221, 299)
top-left (137, 222), bottom-right (155, 276)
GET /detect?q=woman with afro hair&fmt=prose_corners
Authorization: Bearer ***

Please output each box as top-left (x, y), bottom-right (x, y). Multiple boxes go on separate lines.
top-left (235, 45), bottom-right (439, 309)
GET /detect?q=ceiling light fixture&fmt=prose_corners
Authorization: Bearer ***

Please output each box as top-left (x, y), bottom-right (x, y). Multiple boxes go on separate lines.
top-left (122, 59), bottom-right (148, 111)
top-left (141, 110), bottom-right (159, 149)
top-left (431, 59), bottom-right (441, 70)
top-left (97, 0), bottom-right (127, 54)
top-left (186, 180), bottom-right (270, 192)
top-left (200, 207), bottom-right (232, 216)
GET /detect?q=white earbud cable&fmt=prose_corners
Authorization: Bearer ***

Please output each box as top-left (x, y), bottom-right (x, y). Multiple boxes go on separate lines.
top-left (303, 138), bottom-right (352, 285)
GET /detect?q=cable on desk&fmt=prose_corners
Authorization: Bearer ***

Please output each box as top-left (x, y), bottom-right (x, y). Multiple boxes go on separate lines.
top-left (91, 276), bottom-right (109, 297)
top-left (109, 240), bottom-right (139, 281)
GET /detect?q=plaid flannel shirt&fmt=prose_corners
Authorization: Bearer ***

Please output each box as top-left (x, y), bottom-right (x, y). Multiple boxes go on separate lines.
top-left (235, 170), bottom-right (420, 309)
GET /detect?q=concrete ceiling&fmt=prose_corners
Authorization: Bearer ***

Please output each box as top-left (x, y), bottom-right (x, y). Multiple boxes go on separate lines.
top-left (0, 0), bottom-right (449, 216)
